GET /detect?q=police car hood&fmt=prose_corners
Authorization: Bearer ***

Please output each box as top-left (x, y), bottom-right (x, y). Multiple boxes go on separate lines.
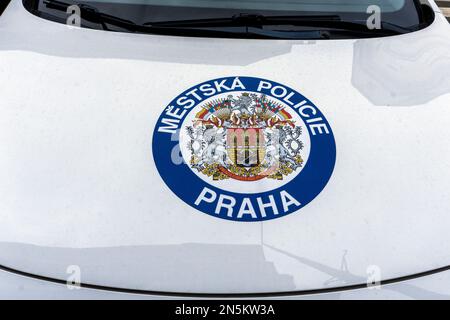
top-left (1, 0), bottom-right (450, 295)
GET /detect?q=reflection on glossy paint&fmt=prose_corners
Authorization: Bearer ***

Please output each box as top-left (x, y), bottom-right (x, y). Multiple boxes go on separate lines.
top-left (352, 15), bottom-right (450, 106)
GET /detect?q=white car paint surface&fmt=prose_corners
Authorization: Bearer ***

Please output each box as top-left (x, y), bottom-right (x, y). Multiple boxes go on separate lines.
top-left (0, 0), bottom-right (449, 296)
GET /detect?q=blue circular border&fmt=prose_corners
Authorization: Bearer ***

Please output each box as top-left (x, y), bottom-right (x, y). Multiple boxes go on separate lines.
top-left (152, 76), bottom-right (336, 222)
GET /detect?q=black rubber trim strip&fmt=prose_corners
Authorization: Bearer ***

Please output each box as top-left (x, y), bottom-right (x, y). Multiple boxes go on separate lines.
top-left (0, 0), bottom-right (12, 15)
top-left (0, 263), bottom-right (450, 298)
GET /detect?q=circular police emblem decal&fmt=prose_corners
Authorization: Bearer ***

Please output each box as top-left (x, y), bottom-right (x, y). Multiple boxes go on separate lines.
top-left (153, 77), bottom-right (336, 222)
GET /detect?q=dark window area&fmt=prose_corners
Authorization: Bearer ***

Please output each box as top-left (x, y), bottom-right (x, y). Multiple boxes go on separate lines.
top-left (23, 0), bottom-right (434, 39)
top-left (0, 0), bottom-right (12, 15)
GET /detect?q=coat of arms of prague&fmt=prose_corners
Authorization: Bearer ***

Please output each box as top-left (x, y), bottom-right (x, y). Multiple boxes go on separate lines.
top-left (186, 93), bottom-right (305, 182)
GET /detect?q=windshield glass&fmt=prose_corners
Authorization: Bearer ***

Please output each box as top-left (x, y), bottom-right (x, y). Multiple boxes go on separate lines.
top-left (24, 0), bottom-right (427, 39)
top-left (83, 0), bottom-right (407, 12)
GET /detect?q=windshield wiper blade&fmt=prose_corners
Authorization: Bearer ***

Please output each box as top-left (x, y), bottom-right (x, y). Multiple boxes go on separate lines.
top-left (245, 28), bottom-right (330, 39)
top-left (145, 14), bottom-right (341, 28)
top-left (41, 3), bottom-right (332, 39)
top-left (43, 0), bottom-right (138, 31)
top-left (42, 2), bottom-right (413, 39)
top-left (144, 14), bottom-right (412, 36)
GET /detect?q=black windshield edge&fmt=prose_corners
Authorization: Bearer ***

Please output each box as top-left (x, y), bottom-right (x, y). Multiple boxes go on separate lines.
top-left (0, 0), bottom-right (13, 15)
top-left (21, 0), bottom-right (436, 41)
